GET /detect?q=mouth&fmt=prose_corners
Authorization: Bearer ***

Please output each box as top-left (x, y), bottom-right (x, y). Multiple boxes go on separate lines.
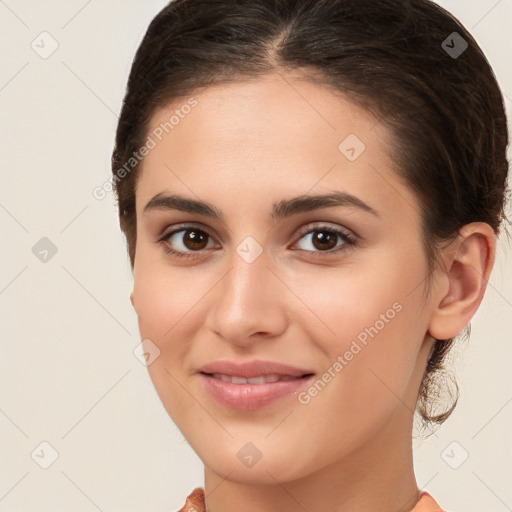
top-left (201, 372), bottom-right (314, 384)
top-left (199, 372), bottom-right (315, 410)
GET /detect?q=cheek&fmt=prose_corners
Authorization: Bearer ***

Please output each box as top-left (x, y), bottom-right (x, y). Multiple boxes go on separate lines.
top-left (291, 299), bottom-right (424, 468)
top-left (133, 261), bottom-right (204, 340)
top-left (291, 253), bottom-right (425, 353)
top-left (292, 252), bottom-right (428, 409)
top-left (131, 263), bottom-right (209, 419)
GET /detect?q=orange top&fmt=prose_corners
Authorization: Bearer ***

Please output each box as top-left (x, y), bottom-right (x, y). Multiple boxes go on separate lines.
top-left (178, 487), bottom-right (445, 512)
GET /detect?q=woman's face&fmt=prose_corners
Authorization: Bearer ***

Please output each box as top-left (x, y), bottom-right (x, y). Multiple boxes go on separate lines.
top-left (131, 73), bottom-right (438, 483)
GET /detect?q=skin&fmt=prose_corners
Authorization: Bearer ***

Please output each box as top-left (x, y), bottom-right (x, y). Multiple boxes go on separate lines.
top-left (129, 72), bottom-right (495, 512)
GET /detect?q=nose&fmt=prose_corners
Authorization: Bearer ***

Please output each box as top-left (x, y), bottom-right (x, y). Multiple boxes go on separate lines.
top-left (204, 246), bottom-right (288, 348)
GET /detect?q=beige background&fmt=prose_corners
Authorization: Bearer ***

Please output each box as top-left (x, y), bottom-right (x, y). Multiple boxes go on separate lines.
top-left (0, 1), bottom-right (511, 511)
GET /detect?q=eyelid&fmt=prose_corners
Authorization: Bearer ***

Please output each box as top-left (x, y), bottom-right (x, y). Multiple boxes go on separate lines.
top-left (159, 222), bottom-right (217, 241)
top-left (289, 222), bottom-right (357, 255)
top-left (292, 221), bottom-right (355, 241)
top-left (157, 221), bottom-right (357, 258)
top-left (159, 221), bottom-right (354, 242)
top-left (156, 223), bottom-right (220, 260)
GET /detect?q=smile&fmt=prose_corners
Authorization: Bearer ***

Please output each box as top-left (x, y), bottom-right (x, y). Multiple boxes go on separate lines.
top-left (200, 372), bottom-right (314, 410)
top-left (208, 373), bottom-right (305, 384)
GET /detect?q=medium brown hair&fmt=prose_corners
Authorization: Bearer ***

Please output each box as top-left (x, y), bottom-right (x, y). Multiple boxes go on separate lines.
top-left (112, 0), bottom-right (509, 428)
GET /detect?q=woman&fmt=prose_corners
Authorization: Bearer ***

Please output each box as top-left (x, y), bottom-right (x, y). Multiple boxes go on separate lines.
top-left (111, 0), bottom-right (509, 510)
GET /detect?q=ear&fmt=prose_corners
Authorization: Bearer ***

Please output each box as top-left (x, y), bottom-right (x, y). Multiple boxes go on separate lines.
top-left (428, 222), bottom-right (496, 340)
top-left (130, 291), bottom-right (135, 308)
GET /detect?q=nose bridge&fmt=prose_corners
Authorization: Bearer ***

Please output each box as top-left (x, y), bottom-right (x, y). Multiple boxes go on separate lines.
top-left (219, 244), bottom-right (273, 318)
top-left (206, 240), bottom-right (287, 344)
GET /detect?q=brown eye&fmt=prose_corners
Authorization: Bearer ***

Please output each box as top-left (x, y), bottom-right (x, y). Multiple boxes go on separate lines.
top-left (162, 226), bottom-right (217, 256)
top-left (181, 229), bottom-right (209, 250)
top-left (310, 230), bottom-right (338, 251)
top-left (293, 225), bottom-right (357, 256)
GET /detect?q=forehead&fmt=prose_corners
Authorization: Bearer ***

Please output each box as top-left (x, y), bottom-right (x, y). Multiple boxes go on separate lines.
top-left (145, 73), bottom-right (383, 156)
top-left (136, 73), bottom-right (417, 222)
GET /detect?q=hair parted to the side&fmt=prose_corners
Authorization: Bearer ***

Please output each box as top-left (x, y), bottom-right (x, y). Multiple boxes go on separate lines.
top-left (111, 0), bottom-right (509, 430)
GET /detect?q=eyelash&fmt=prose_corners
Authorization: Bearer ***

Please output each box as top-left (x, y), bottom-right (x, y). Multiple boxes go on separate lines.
top-left (157, 223), bottom-right (357, 260)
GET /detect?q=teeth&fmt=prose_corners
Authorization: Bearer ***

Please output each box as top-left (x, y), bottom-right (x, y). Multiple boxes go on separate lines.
top-left (211, 373), bottom-right (299, 384)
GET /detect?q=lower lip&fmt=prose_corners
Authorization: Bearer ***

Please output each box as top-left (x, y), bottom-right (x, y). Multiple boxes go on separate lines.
top-left (199, 373), bottom-right (314, 410)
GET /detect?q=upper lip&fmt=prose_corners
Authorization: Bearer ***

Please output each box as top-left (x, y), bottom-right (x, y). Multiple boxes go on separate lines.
top-left (198, 359), bottom-right (315, 379)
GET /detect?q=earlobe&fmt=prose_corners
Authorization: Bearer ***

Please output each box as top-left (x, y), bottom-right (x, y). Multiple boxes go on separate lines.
top-left (427, 222), bottom-right (496, 340)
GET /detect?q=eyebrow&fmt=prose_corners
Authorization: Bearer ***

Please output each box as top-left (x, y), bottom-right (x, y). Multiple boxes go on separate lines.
top-left (143, 191), bottom-right (379, 220)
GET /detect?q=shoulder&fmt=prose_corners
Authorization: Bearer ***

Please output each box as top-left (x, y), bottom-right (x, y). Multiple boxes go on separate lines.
top-left (412, 491), bottom-right (447, 512)
top-left (177, 487), bottom-right (205, 512)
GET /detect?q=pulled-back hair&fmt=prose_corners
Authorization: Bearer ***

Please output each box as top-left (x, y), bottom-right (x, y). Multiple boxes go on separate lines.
top-left (112, 0), bottom-right (509, 428)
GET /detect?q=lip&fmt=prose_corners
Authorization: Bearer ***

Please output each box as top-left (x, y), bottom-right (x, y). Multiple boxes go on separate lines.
top-left (197, 359), bottom-right (315, 410)
top-left (198, 359), bottom-right (314, 379)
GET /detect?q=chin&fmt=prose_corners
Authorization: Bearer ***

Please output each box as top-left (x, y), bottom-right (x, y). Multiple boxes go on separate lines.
top-left (198, 438), bottom-right (316, 485)
top-left (207, 457), bottom-right (305, 485)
